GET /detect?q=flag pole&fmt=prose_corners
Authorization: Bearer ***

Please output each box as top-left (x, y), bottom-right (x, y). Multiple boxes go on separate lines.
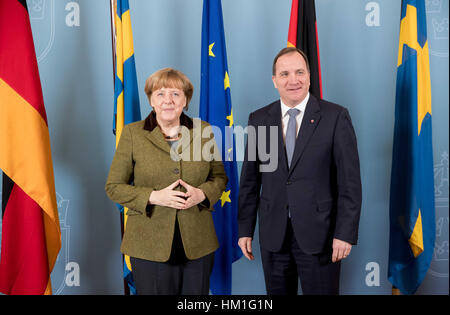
top-left (110, 0), bottom-right (116, 86)
top-left (109, 0), bottom-right (130, 296)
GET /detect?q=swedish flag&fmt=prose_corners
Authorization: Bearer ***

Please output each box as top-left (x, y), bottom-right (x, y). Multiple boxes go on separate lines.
top-left (388, 0), bottom-right (435, 295)
top-left (200, 0), bottom-right (242, 295)
top-left (112, 0), bottom-right (141, 295)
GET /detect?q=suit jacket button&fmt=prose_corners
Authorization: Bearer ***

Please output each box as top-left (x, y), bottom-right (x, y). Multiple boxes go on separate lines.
top-left (173, 168), bottom-right (180, 174)
top-left (286, 181), bottom-right (291, 185)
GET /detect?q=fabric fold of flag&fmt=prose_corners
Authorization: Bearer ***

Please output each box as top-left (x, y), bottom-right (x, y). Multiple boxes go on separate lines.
top-left (388, 0), bottom-right (435, 295)
top-left (0, 0), bottom-right (61, 295)
top-left (287, 0), bottom-right (322, 99)
top-left (200, 0), bottom-right (242, 295)
top-left (112, 0), bottom-right (141, 295)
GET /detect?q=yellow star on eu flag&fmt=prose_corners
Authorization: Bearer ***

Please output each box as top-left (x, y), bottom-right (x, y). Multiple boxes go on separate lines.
top-left (209, 42), bottom-right (215, 57)
top-left (227, 147), bottom-right (233, 161)
top-left (224, 71), bottom-right (230, 90)
top-left (220, 190), bottom-right (231, 207)
top-left (226, 109), bottom-right (233, 127)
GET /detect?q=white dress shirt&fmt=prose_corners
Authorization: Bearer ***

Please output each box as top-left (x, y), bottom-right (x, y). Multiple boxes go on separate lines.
top-left (280, 92), bottom-right (310, 143)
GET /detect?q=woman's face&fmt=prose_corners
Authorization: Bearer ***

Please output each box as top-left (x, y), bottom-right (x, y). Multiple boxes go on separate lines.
top-left (150, 87), bottom-right (186, 125)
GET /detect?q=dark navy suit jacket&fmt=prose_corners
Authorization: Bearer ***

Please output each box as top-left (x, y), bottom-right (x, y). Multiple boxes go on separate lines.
top-left (238, 95), bottom-right (362, 255)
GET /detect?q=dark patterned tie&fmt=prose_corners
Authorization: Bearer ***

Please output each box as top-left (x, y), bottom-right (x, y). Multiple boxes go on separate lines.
top-left (286, 108), bottom-right (300, 167)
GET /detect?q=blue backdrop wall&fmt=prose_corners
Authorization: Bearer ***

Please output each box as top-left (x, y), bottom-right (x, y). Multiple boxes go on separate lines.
top-left (0, 0), bottom-right (448, 295)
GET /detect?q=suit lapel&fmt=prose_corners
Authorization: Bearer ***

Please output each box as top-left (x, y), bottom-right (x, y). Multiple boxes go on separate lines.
top-left (143, 112), bottom-right (196, 157)
top-left (288, 95), bottom-right (321, 175)
top-left (143, 126), bottom-right (171, 154)
top-left (267, 101), bottom-right (289, 174)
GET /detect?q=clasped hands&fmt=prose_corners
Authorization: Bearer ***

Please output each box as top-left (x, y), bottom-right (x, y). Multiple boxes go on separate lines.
top-left (148, 179), bottom-right (205, 209)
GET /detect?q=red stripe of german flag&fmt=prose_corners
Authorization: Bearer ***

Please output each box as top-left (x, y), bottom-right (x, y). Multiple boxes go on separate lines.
top-left (287, 0), bottom-right (323, 99)
top-left (0, 0), bottom-right (61, 295)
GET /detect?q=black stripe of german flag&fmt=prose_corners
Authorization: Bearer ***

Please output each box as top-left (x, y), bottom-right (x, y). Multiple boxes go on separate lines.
top-left (2, 174), bottom-right (14, 217)
top-left (288, 0), bottom-right (323, 99)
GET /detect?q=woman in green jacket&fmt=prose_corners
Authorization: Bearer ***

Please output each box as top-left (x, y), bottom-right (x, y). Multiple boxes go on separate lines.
top-left (105, 68), bottom-right (227, 295)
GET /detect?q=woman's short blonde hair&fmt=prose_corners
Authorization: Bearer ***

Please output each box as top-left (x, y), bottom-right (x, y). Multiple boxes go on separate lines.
top-left (144, 68), bottom-right (194, 110)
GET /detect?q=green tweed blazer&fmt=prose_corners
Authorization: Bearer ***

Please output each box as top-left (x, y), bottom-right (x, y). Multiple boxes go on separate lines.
top-left (105, 114), bottom-right (227, 262)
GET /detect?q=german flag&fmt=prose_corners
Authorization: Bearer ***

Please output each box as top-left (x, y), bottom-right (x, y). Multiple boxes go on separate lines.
top-left (287, 0), bottom-right (323, 99)
top-left (0, 0), bottom-right (61, 295)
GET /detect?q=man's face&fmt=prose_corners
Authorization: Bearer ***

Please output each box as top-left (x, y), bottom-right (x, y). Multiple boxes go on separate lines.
top-left (272, 52), bottom-right (310, 107)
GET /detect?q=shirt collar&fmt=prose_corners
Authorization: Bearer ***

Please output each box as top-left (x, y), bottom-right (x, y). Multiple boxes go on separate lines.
top-left (280, 92), bottom-right (310, 118)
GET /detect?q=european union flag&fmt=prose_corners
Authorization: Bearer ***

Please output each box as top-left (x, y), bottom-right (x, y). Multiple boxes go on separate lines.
top-left (112, 0), bottom-right (141, 295)
top-left (388, 0), bottom-right (435, 295)
top-left (199, 0), bottom-right (242, 295)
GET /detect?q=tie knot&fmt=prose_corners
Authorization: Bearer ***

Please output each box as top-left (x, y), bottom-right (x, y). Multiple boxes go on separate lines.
top-left (287, 108), bottom-right (300, 118)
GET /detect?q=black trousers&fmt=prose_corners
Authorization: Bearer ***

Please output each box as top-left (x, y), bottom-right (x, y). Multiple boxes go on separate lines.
top-left (260, 219), bottom-right (341, 295)
top-left (130, 221), bottom-right (215, 295)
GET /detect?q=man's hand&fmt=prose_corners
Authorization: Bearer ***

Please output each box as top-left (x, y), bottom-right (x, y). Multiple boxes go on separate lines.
top-left (332, 238), bottom-right (352, 263)
top-left (238, 237), bottom-right (254, 260)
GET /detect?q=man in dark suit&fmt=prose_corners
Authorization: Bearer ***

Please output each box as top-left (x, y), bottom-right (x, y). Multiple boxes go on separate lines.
top-left (238, 47), bottom-right (362, 295)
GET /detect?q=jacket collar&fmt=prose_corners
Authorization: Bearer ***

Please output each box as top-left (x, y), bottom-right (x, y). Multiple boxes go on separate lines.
top-left (143, 111), bottom-right (195, 156)
top-left (143, 110), bottom-right (193, 131)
